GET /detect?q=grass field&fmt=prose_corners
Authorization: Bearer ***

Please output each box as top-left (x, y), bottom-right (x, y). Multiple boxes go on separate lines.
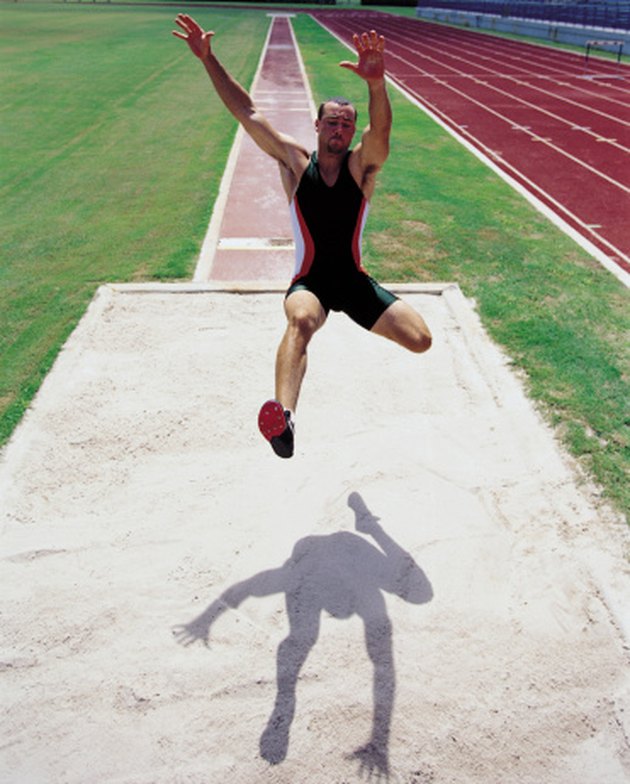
top-left (1, 3), bottom-right (628, 519)
top-left (1, 2), bottom-right (265, 436)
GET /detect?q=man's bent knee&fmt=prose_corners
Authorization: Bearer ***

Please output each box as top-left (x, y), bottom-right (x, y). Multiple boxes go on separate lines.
top-left (410, 326), bottom-right (432, 354)
top-left (397, 327), bottom-right (431, 354)
top-left (372, 301), bottom-right (432, 353)
top-left (288, 308), bottom-right (321, 337)
top-left (285, 291), bottom-right (326, 342)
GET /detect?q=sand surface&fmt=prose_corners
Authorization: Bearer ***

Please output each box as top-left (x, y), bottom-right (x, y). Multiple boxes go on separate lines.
top-left (1, 282), bottom-right (629, 784)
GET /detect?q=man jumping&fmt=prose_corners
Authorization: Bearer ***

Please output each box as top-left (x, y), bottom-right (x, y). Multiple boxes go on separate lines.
top-left (173, 15), bottom-right (432, 458)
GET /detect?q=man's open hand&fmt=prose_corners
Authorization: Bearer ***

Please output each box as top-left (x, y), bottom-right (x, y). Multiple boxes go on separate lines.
top-left (339, 30), bottom-right (386, 83)
top-left (172, 14), bottom-right (214, 61)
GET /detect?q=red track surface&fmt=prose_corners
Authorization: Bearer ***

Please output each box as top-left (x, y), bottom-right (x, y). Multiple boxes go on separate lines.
top-left (313, 11), bottom-right (630, 276)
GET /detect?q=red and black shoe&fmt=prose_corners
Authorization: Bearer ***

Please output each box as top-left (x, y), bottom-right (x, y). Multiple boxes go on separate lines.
top-left (258, 400), bottom-right (295, 458)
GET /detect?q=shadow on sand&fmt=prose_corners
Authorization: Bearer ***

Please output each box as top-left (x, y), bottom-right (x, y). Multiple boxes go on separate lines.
top-left (174, 492), bottom-right (433, 779)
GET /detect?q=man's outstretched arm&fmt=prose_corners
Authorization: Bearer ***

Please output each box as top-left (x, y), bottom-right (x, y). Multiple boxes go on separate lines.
top-left (173, 567), bottom-right (287, 647)
top-left (341, 31), bottom-right (392, 191)
top-left (172, 15), bottom-right (308, 169)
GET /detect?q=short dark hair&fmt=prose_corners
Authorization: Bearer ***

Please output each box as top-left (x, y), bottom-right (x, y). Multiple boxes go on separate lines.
top-left (317, 96), bottom-right (358, 122)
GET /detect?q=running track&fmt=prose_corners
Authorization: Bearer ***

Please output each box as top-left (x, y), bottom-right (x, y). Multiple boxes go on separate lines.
top-left (312, 11), bottom-right (630, 279)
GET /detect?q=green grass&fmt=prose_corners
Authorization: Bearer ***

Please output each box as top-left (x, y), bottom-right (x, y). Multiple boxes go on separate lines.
top-left (1, 2), bottom-right (267, 439)
top-left (1, 4), bottom-right (628, 519)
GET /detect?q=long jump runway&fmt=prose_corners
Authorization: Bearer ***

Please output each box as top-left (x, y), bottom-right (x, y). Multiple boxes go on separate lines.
top-left (1, 14), bottom-right (630, 784)
top-left (314, 10), bottom-right (630, 281)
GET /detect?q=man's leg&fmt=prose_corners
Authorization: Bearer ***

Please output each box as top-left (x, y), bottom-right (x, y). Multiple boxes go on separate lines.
top-left (275, 290), bottom-right (327, 412)
top-left (370, 300), bottom-right (432, 353)
top-left (258, 290), bottom-right (326, 458)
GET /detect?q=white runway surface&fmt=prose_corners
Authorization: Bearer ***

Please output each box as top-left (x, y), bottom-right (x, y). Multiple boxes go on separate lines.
top-left (1, 283), bottom-right (629, 783)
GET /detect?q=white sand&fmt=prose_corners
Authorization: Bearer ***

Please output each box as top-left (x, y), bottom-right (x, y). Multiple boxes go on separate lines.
top-left (1, 282), bottom-right (629, 784)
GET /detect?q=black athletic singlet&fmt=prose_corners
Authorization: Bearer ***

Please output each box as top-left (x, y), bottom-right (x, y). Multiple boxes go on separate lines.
top-left (287, 151), bottom-right (398, 329)
top-left (290, 151), bottom-right (368, 284)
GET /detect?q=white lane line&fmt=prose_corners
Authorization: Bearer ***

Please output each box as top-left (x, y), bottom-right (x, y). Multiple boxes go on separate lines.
top-left (386, 40), bottom-right (630, 155)
top-left (387, 55), bottom-right (630, 193)
top-left (289, 13), bottom-right (318, 119)
top-left (323, 16), bottom-right (630, 184)
top-left (313, 16), bottom-right (630, 287)
top-left (398, 83), bottom-right (630, 285)
top-left (217, 238), bottom-right (295, 250)
top-left (384, 16), bottom-right (630, 105)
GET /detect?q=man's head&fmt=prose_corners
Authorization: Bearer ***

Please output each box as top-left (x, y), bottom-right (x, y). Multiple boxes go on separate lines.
top-left (317, 96), bottom-right (358, 122)
top-left (315, 97), bottom-right (358, 156)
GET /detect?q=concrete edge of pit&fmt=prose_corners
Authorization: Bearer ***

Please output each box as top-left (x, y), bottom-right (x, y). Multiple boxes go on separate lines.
top-left (105, 281), bottom-right (459, 296)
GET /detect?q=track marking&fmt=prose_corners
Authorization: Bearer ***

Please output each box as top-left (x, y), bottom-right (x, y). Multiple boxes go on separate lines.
top-left (384, 16), bottom-right (630, 106)
top-left (384, 39), bottom-right (630, 155)
top-left (395, 82), bottom-right (630, 284)
top-left (391, 61), bottom-right (630, 194)
top-left (313, 13), bottom-right (630, 286)
top-left (217, 238), bottom-right (295, 250)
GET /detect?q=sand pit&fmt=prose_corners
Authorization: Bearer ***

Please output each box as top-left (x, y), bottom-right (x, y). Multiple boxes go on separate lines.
top-left (1, 283), bottom-right (629, 783)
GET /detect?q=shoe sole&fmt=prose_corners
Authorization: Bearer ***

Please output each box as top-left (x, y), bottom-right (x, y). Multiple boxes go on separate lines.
top-left (258, 400), bottom-right (287, 441)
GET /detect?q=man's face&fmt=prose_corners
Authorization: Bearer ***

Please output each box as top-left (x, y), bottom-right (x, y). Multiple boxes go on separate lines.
top-left (315, 102), bottom-right (357, 155)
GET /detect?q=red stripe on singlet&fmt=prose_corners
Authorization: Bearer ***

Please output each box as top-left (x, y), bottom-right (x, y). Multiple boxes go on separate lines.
top-left (291, 196), bottom-right (315, 283)
top-left (351, 198), bottom-right (369, 273)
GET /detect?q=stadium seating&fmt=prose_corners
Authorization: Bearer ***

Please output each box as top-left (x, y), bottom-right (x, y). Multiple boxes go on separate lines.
top-left (412, 0), bottom-right (630, 30)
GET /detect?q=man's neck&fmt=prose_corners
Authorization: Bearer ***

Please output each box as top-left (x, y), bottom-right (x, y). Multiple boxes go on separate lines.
top-left (316, 148), bottom-right (346, 187)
